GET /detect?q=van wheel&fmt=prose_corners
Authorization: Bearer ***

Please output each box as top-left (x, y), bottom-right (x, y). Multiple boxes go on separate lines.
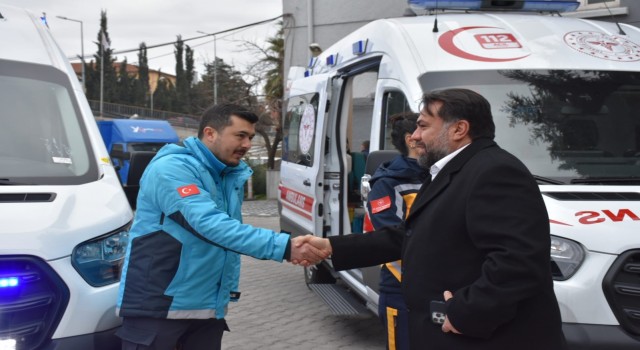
top-left (304, 263), bottom-right (335, 288)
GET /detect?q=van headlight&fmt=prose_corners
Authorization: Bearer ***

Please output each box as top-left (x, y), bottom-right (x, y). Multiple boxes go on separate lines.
top-left (72, 224), bottom-right (130, 287)
top-left (550, 235), bottom-right (585, 281)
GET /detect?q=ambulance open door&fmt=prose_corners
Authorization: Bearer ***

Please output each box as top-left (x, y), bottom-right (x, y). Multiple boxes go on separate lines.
top-left (279, 73), bottom-right (332, 237)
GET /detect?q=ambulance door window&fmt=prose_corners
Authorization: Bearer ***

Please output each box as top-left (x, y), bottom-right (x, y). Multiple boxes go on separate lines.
top-left (382, 91), bottom-right (412, 150)
top-left (337, 70), bottom-right (378, 235)
top-left (283, 93), bottom-right (319, 167)
top-left (343, 71), bottom-right (377, 206)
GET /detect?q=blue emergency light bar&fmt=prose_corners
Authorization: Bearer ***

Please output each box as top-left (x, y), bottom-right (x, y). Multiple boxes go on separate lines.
top-left (326, 54), bottom-right (338, 66)
top-left (307, 57), bottom-right (316, 68)
top-left (408, 0), bottom-right (580, 13)
top-left (0, 277), bottom-right (19, 288)
top-left (352, 40), bottom-right (367, 56)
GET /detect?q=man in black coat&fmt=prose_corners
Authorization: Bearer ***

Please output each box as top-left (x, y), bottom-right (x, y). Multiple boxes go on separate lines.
top-left (297, 88), bottom-right (566, 349)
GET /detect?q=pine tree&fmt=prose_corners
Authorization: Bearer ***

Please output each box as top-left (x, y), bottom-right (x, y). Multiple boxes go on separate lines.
top-left (83, 10), bottom-right (118, 114)
top-left (185, 45), bottom-right (195, 114)
top-left (97, 11), bottom-right (118, 104)
top-left (174, 36), bottom-right (186, 113)
top-left (153, 74), bottom-right (175, 112)
top-left (133, 43), bottom-right (150, 108)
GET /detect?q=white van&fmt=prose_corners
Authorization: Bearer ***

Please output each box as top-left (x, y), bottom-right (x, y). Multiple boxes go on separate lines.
top-left (278, 0), bottom-right (640, 348)
top-left (0, 5), bottom-right (132, 349)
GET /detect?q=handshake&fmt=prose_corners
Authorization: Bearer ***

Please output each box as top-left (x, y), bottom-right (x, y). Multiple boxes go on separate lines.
top-left (288, 235), bottom-right (332, 267)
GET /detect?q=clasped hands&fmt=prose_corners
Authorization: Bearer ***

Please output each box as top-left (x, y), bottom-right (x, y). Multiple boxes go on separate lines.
top-left (288, 235), bottom-right (332, 267)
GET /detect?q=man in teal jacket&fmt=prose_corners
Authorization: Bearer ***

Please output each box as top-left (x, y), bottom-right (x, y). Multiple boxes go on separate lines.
top-left (116, 104), bottom-right (325, 350)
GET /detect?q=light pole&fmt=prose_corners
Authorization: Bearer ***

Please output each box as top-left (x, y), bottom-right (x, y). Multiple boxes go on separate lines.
top-left (197, 31), bottom-right (217, 105)
top-left (56, 15), bottom-right (85, 93)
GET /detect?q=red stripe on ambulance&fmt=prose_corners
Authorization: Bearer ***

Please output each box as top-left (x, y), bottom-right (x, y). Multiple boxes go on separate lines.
top-left (279, 186), bottom-right (314, 220)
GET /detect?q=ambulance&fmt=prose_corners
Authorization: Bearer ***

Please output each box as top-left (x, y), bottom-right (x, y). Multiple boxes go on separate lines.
top-left (0, 4), bottom-right (132, 349)
top-left (278, 0), bottom-right (640, 347)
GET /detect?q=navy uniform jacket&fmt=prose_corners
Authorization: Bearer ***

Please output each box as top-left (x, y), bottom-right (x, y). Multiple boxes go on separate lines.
top-left (329, 138), bottom-right (566, 350)
top-left (365, 155), bottom-right (426, 293)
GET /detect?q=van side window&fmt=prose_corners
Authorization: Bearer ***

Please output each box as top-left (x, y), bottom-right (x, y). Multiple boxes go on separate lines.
top-left (283, 93), bottom-right (319, 166)
top-left (382, 91), bottom-right (411, 150)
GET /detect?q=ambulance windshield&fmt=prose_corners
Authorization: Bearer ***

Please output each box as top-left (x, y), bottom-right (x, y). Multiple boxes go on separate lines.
top-left (420, 70), bottom-right (640, 184)
top-left (0, 59), bottom-right (98, 185)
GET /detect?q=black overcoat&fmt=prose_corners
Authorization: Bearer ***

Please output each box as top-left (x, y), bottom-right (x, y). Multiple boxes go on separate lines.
top-left (330, 138), bottom-right (566, 350)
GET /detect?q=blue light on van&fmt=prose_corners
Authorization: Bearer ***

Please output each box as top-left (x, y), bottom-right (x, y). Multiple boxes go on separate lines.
top-left (326, 54), bottom-right (337, 66)
top-left (522, 1), bottom-right (580, 12)
top-left (407, 0), bottom-right (580, 13)
top-left (352, 40), bottom-right (367, 56)
top-left (307, 57), bottom-right (316, 68)
top-left (39, 13), bottom-right (49, 27)
top-left (0, 277), bottom-right (19, 288)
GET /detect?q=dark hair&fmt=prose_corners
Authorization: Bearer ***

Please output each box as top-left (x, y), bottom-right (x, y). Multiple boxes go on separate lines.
top-left (198, 103), bottom-right (259, 138)
top-left (389, 112), bottom-right (419, 156)
top-left (421, 88), bottom-right (495, 140)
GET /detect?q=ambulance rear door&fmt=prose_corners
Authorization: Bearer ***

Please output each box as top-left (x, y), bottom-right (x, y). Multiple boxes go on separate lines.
top-left (279, 73), bottom-right (333, 237)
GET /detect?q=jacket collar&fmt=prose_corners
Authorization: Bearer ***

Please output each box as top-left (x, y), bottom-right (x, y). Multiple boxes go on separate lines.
top-left (183, 137), bottom-right (249, 178)
top-left (408, 138), bottom-right (496, 220)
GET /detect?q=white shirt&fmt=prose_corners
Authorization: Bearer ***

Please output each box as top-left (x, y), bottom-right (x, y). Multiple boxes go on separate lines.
top-left (430, 143), bottom-right (471, 181)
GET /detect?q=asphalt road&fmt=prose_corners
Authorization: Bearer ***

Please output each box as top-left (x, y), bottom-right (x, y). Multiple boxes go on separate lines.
top-left (222, 214), bottom-right (386, 350)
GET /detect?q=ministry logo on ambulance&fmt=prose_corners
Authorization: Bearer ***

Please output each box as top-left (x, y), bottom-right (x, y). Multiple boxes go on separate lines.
top-left (564, 31), bottom-right (640, 62)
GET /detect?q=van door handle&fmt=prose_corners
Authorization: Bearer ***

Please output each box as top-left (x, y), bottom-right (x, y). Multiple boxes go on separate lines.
top-left (303, 178), bottom-right (311, 186)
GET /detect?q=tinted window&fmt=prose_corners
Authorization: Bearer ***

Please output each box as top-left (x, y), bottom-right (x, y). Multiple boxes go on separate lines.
top-left (382, 91), bottom-right (412, 150)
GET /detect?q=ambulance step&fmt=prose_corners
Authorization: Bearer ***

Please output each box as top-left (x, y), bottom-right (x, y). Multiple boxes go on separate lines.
top-left (308, 284), bottom-right (369, 316)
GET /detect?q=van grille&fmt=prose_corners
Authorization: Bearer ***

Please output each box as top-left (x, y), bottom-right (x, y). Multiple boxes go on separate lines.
top-left (0, 256), bottom-right (69, 350)
top-left (603, 250), bottom-right (640, 336)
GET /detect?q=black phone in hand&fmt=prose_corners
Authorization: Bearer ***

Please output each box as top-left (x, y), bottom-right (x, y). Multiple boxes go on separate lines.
top-left (430, 300), bottom-right (446, 325)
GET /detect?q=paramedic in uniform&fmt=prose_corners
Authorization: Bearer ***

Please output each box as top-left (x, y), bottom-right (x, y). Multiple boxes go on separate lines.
top-left (297, 89), bottom-right (566, 350)
top-left (115, 103), bottom-right (327, 350)
top-left (364, 113), bottom-right (426, 350)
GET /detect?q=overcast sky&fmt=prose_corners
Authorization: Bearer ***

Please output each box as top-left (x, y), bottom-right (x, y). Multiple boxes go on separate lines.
top-left (3, 0), bottom-right (283, 76)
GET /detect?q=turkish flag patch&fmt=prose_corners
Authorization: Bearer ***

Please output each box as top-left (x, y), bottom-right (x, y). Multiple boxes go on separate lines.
top-left (371, 196), bottom-right (391, 214)
top-left (177, 184), bottom-right (200, 198)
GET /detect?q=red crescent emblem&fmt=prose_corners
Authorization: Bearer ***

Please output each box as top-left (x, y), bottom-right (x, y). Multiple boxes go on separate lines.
top-left (439, 26), bottom-right (530, 62)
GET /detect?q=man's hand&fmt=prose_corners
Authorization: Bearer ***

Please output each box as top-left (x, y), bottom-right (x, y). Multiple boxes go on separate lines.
top-left (289, 235), bottom-right (332, 266)
top-left (441, 290), bottom-right (461, 334)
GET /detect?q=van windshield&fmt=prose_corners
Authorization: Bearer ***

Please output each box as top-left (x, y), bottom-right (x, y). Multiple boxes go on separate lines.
top-left (0, 60), bottom-right (98, 185)
top-left (419, 70), bottom-right (640, 184)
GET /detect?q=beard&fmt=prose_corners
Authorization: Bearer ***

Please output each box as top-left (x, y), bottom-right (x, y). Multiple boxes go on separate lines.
top-left (418, 147), bottom-right (448, 170)
top-left (417, 126), bottom-right (451, 170)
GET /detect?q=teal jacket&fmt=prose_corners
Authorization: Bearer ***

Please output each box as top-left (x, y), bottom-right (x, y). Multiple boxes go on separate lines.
top-left (117, 137), bottom-right (290, 319)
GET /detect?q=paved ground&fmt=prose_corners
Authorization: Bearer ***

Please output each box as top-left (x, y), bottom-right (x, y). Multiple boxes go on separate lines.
top-left (241, 199), bottom-right (279, 217)
top-left (221, 205), bottom-right (387, 350)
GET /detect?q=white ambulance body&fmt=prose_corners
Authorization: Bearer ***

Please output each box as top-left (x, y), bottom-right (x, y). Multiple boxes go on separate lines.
top-left (279, 1), bottom-right (640, 348)
top-left (0, 5), bottom-right (132, 349)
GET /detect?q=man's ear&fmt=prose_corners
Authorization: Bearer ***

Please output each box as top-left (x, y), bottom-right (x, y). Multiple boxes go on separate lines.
top-left (203, 126), bottom-right (217, 140)
top-left (451, 120), bottom-right (470, 141)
